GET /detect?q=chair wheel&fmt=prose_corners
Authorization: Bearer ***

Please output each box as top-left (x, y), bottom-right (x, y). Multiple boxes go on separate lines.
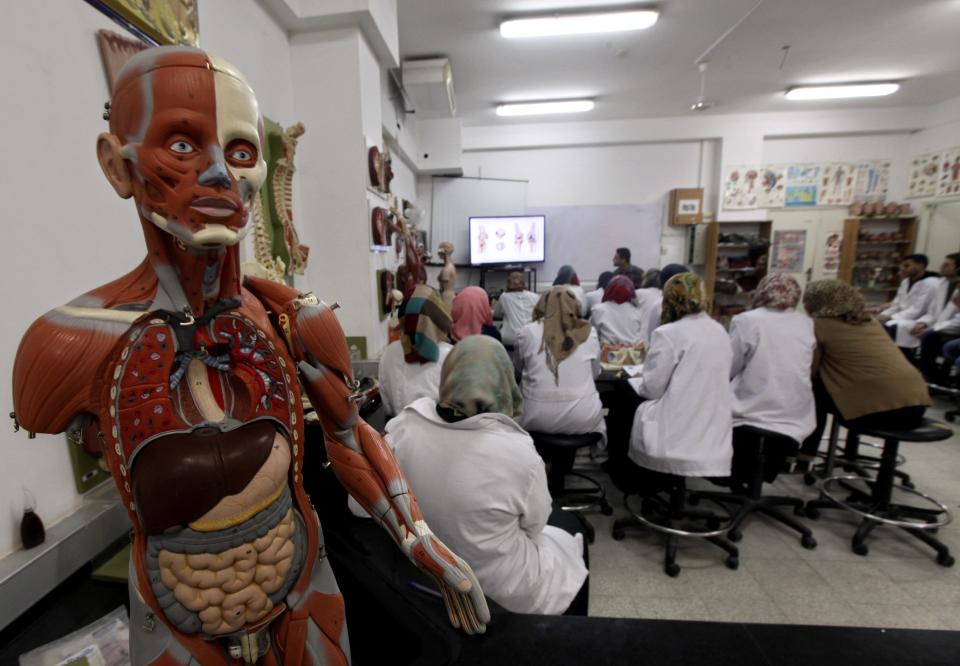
top-left (601, 503), bottom-right (614, 516)
top-left (612, 528), bottom-right (626, 541)
top-left (725, 555), bottom-right (739, 571)
top-left (805, 505), bottom-right (820, 520)
top-left (803, 473), bottom-right (817, 486)
top-left (665, 563), bottom-right (681, 577)
top-left (937, 553), bottom-right (955, 567)
top-left (728, 529), bottom-right (742, 543)
top-left (794, 505), bottom-right (806, 517)
top-left (801, 534), bottom-right (817, 550)
top-left (852, 542), bottom-right (869, 556)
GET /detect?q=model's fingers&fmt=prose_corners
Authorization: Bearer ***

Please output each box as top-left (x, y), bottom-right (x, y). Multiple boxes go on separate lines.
top-left (459, 590), bottom-right (486, 635)
top-left (438, 582), bottom-right (461, 629)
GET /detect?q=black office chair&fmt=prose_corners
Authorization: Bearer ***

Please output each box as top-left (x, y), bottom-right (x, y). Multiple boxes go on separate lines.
top-left (689, 426), bottom-right (817, 549)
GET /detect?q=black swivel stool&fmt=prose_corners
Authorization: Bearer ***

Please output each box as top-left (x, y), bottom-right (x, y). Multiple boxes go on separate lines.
top-left (805, 418), bottom-right (954, 566)
top-left (529, 431), bottom-right (613, 543)
top-left (690, 426), bottom-right (817, 549)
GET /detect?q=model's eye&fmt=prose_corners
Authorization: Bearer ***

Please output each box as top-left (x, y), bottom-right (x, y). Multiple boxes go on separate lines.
top-left (230, 148), bottom-right (252, 161)
top-left (226, 140), bottom-right (258, 167)
top-left (169, 140), bottom-right (195, 154)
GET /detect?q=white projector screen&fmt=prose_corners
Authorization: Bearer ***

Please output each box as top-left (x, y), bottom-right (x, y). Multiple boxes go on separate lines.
top-left (469, 215), bottom-right (545, 265)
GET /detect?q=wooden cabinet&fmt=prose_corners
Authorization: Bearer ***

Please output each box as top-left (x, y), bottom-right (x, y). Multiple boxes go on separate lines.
top-left (701, 221), bottom-right (772, 324)
top-left (837, 216), bottom-right (918, 301)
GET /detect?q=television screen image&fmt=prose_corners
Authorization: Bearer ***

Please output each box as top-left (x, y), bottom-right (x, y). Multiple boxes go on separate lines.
top-left (469, 215), bottom-right (545, 265)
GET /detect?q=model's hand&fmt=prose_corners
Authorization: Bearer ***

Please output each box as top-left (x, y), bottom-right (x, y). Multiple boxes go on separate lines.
top-left (406, 531), bottom-right (490, 634)
top-left (911, 322), bottom-right (929, 336)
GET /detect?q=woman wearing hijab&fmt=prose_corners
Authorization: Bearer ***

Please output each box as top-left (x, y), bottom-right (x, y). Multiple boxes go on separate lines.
top-left (628, 273), bottom-right (734, 477)
top-left (378, 285), bottom-right (453, 416)
top-left (516, 287), bottom-right (606, 441)
top-left (386, 336), bottom-right (589, 615)
top-left (639, 263), bottom-right (690, 347)
top-left (798, 279), bottom-right (931, 463)
top-left (553, 265), bottom-right (588, 317)
top-left (589, 275), bottom-right (647, 346)
top-left (584, 271), bottom-right (615, 316)
top-left (452, 286), bottom-right (502, 342)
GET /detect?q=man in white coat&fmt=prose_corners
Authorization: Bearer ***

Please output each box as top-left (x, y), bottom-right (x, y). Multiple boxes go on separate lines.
top-left (916, 253), bottom-right (960, 380)
top-left (878, 254), bottom-right (938, 350)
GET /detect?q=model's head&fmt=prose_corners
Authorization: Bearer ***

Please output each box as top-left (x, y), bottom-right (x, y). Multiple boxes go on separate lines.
top-left (97, 47), bottom-right (266, 249)
top-left (438, 241), bottom-right (455, 257)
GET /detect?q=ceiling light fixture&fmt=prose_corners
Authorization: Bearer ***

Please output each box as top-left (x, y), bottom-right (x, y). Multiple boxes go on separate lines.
top-left (785, 82), bottom-right (900, 100)
top-left (500, 10), bottom-right (659, 38)
top-left (496, 99), bottom-right (595, 117)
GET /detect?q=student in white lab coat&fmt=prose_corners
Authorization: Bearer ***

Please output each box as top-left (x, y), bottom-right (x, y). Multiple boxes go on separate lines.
top-left (914, 253), bottom-right (960, 380)
top-left (492, 271), bottom-right (540, 347)
top-left (516, 287), bottom-right (606, 442)
top-left (378, 285), bottom-right (453, 416)
top-left (553, 264), bottom-right (588, 317)
top-left (584, 271), bottom-right (615, 316)
top-left (729, 274), bottom-right (816, 477)
top-left (386, 336), bottom-right (590, 615)
top-left (878, 254), bottom-right (938, 349)
top-left (638, 263), bottom-right (690, 348)
top-left (589, 275), bottom-right (647, 346)
top-left (629, 272), bottom-right (734, 477)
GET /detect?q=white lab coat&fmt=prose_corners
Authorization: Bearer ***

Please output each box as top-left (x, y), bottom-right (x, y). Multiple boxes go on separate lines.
top-left (516, 322), bottom-right (606, 442)
top-left (628, 312), bottom-right (733, 476)
top-left (640, 293), bottom-right (663, 348)
top-left (589, 301), bottom-right (646, 346)
top-left (377, 340), bottom-right (453, 416)
top-left (386, 398), bottom-right (588, 615)
top-left (584, 288), bottom-right (604, 316)
top-left (882, 277), bottom-right (938, 348)
top-left (931, 302), bottom-right (960, 336)
top-left (918, 278), bottom-right (959, 329)
top-left (729, 308), bottom-right (816, 444)
top-left (493, 290), bottom-right (539, 347)
top-left (564, 285), bottom-right (589, 317)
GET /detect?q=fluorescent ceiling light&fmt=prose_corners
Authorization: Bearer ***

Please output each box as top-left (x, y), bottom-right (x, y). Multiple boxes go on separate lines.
top-left (496, 100), bottom-right (595, 116)
top-left (785, 82), bottom-right (900, 100)
top-left (500, 10), bottom-right (659, 38)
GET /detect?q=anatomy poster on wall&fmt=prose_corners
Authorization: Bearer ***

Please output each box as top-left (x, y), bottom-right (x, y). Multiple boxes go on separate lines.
top-left (757, 165), bottom-right (787, 208)
top-left (853, 160), bottom-right (890, 202)
top-left (722, 165), bottom-right (761, 210)
top-left (822, 232), bottom-right (842, 274)
top-left (908, 153), bottom-right (941, 198)
top-left (785, 164), bottom-right (820, 208)
top-left (938, 149), bottom-right (960, 196)
top-left (817, 163), bottom-right (855, 206)
top-left (770, 230), bottom-right (807, 273)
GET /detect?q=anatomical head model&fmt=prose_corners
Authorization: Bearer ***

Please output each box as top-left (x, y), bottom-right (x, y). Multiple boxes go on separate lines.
top-left (13, 47), bottom-right (487, 665)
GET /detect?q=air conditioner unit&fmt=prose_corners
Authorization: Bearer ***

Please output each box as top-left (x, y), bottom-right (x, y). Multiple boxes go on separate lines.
top-left (402, 58), bottom-right (456, 119)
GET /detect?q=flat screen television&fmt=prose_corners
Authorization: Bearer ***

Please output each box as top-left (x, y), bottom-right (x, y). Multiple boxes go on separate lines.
top-left (468, 215), bottom-right (545, 265)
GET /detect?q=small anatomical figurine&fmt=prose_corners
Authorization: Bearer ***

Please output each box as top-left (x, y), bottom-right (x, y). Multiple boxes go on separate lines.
top-left (437, 241), bottom-right (457, 312)
top-left (11, 46), bottom-right (487, 665)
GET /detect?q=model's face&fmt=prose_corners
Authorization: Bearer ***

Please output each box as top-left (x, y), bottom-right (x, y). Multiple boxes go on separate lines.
top-left (942, 258), bottom-right (958, 279)
top-left (123, 64), bottom-right (266, 248)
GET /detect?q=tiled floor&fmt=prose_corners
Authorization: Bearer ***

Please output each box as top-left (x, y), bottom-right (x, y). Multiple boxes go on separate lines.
top-left (585, 399), bottom-right (960, 630)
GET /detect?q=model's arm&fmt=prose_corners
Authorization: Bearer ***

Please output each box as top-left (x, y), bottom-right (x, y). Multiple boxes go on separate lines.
top-left (243, 276), bottom-right (490, 634)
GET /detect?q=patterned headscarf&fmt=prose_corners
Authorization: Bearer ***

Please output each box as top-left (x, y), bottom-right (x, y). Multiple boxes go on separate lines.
top-left (400, 285), bottom-right (452, 364)
top-left (596, 271), bottom-right (615, 290)
top-left (553, 265), bottom-right (580, 286)
top-left (751, 273), bottom-right (802, 311)
top-left (533, 287), bottom-right (592, 385)
top-left (602, 275), bottom-right (638, 305)
top-left (659, 264), bottom-right (690, 289)
top-left (437, 335), bottom-right (523, 421)
top-left (661, 272), bottom-right (705, 324)
top-left (803, 279), bottom-right (871, 324)
top-left (451, 286), bottom-right (493, 341)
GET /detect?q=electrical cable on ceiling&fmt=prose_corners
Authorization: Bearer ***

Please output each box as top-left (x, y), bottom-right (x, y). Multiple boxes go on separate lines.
top-left (694, 0), bottom-right (767, 65)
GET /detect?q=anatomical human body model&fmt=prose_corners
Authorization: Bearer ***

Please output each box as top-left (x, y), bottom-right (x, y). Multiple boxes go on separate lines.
top-left (437, 241), bottom-right (457, 313)
top-left (11, 47), bottom-right (487, 665)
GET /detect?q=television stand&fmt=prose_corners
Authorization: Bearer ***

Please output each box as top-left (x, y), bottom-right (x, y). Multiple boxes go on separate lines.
top-left (478, 265), bottom-right (538, 292)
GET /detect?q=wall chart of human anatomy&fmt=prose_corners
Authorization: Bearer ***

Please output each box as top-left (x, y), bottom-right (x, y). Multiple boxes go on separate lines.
top-left (785, 164), bottom-right (821, 208)
top-left (722, 165), bottom-right (761, 209)
top-left (756, 165), bottom-right (787, 208)
top-left (938, 149), bottom-right (960, 196)
top-left (817, 163), bottom-right (855, 207)
top-left (907, 152), bottom-right (941, 198)
top-left (853, 160), bottom-right (891, 203)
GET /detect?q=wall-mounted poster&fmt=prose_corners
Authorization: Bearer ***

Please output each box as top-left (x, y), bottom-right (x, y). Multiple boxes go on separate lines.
top-left (853, 160), bottom-right (890, 203)
top-left (908, 153), bottom-right (941, 198)
top-left (757, 165), bottom-right (787, 208)
top-left (817, 163), bottom-right (855, 206)
top-left (785, 164), bottom-right (821, 208)
top-left (88, 0), bottom-right (199, 46)
top-left (770, 230), bottom-right (807, 273)
top-left (722, 165), bottom-right (761, 210)
top-left (938, 149), bottom-right (960, 197)
top-left (822, 232), bottom-right (842, 275)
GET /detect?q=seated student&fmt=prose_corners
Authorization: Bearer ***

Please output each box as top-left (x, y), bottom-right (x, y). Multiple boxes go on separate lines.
top-left (878, 254), bottom-right (938, 351)
top-left (623, 265), bottom-right (645, 289)
top-left (553, 264), bottom-right (588, 317)
top-left (628, 272), bottom-right (733, 477)
top-left (492, 271), bottom-right (539, 347)
top-left (589, 275), bottom-right (646, 346)
top-left (516, 287), bottom-right (606, 442)
top-left (386, 336), bottom-right (590, 615)
top-left (585, 271), bottom-right (615, 316)
top-left (799, 280), bottom-right (931, 465)
top-left (729, 274), bottom-right (816, 476)
top-left (452, 286), bottom-right (502, 342)
top-left (915, 253), bottom-right (960, 381)
top-left (639, 263), bottom-right (690, 347)
top-left (378, 285), bottom-right (453, 417)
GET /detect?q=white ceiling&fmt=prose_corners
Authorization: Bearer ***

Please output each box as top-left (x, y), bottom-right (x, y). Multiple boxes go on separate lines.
top-left (397, 0), bottom-right (960, 126)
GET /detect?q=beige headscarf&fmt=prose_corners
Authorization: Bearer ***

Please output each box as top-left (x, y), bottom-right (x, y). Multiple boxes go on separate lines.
top-left (803, 279), bottom-right (871, 324)
top-left (533, 286), bottom-right (592, 385)
top-left (437, 335), bottom-right (523, 421)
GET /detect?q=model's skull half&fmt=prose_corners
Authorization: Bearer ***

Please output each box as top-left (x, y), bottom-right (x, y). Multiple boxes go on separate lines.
top-left (108, 47), bottom-right (267, 248)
